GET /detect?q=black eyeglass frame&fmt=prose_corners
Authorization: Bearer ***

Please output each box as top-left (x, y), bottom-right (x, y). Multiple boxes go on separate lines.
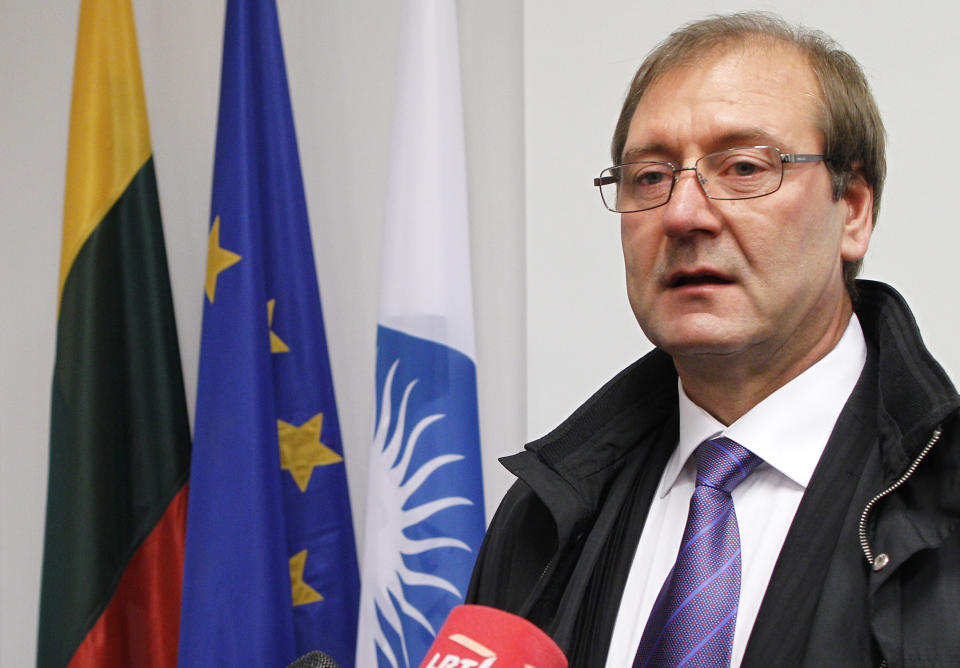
top-left (593, 146), bottom-right (825, 213)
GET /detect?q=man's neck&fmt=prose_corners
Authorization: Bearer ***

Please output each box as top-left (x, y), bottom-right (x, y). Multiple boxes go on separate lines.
top-left (674, 303), bottom-right (854, 426)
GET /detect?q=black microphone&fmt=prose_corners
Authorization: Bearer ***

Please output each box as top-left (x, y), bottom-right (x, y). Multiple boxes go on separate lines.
top-left (286, 650), bottom-right (342, 668)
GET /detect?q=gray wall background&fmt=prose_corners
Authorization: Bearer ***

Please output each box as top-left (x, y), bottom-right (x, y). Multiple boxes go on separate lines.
top-left (2, 1), bottom-right (956, 665)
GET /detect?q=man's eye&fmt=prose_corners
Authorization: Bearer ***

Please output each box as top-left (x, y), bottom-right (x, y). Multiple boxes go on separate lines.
top-left (638, 171), bottom-right (666, 185)
top-left (732, 161), bottom-right (759, 176)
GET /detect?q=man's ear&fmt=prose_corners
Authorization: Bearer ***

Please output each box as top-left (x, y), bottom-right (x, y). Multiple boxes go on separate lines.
top-left (840, 173), bottom-right (874, 263)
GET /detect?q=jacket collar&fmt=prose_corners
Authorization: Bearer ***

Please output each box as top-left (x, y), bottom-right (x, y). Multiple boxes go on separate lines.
top-left (853, 280), bottom-right (960, 475)
top-left (852, 281), bottom-right (960, 592)
top-left (501, 349), bottom-right (678, 543)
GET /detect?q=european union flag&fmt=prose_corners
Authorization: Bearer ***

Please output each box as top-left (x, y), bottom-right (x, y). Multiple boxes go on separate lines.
top-left (178, 2), bottom-right (360, 666)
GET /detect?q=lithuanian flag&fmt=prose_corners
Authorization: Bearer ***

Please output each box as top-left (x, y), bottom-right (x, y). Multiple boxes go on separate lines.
top-left (37, 1), bottom-right (191, 666)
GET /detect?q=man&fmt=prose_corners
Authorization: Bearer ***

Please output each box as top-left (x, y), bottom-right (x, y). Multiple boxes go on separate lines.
top-left (467, 12), bottom-right (960, 668)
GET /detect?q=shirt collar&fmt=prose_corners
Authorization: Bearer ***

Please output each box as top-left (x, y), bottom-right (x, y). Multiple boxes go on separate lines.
top-left (661, 315), bottom-right (867, 497)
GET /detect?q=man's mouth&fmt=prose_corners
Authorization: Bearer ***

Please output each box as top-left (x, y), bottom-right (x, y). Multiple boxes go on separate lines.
top-left (667, 271), bottom-right (734, 288)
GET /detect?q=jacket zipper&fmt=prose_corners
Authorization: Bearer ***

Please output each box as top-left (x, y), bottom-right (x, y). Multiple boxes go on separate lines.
top-left (859, 426), bottom-right (942, 668)
top-left (857, 425), bottom-right (942, 568)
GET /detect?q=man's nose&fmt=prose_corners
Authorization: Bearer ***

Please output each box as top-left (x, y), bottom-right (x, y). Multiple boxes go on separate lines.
top-left (659, 167), bottom-right (721, 237)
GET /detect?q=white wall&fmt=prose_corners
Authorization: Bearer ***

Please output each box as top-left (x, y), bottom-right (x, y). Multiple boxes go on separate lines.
top-left (0, 1), bottom-right (523, 665)
top-left (525, 1), bottom-right (960, 439)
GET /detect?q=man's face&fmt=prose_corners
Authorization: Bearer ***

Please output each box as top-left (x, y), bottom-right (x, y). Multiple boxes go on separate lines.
top-left (620, 43), bottom-right (871, 371)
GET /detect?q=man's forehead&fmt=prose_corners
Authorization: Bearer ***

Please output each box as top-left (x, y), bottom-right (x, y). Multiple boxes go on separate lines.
top-left (659, 38), bottom-right (814, 89)
top-left (621, 128), bottom-right (782, 163)
top-left (623, 41), bottom-right (823, 155)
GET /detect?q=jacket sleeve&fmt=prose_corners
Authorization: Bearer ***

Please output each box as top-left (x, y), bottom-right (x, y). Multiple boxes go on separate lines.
top-left (466, 478), bottom-right (558, 615)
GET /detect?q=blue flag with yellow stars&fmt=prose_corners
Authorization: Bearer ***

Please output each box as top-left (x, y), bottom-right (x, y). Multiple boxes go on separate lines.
top-left (178, 1), bottom-right (360, 666)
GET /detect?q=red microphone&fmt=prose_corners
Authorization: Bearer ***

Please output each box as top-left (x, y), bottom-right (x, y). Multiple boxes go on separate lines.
top-left (418, 604), bottom-right (567, 668)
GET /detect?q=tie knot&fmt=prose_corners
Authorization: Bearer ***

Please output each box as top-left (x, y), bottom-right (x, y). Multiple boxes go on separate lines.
top-left (695, 437), bottom-right (762, 493)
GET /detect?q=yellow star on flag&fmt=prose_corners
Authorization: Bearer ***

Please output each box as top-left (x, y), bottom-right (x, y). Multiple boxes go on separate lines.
top-left (289, 549), bottom-right (323, 606)
top-left (277, 413), bottom-right (343, 492)
top-left (267, 298), bottom-right (290, 353)
top-left (204, 215), bottom-right (241, 302)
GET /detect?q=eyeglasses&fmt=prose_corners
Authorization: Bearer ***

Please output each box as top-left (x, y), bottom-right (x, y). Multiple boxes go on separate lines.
top-left (593, 146), bottom-right (825, 213)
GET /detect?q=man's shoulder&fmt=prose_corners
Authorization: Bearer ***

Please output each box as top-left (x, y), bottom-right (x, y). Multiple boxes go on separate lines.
top-left (525, 347), bottom-right (678, 467)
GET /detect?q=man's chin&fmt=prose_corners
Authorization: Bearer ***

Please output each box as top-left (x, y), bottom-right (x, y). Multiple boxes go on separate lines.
top-left (641, 315), bottom-right (753, 358)
top-left (658, 339), bottom-right (746, 358)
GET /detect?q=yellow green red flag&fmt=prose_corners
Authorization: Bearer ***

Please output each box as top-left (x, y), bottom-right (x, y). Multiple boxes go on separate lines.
top-left (38, 1), bottom-right (191, 666)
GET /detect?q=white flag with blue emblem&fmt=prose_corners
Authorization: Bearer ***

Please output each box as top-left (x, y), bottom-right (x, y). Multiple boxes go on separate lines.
top-left (356, 1), bottom-right (486, 667)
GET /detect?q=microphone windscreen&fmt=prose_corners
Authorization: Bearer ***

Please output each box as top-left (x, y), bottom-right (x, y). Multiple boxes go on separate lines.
top-left (418, 604), bottom-right (567, 668)
top-left (286, 650), bottom-right (342, 668)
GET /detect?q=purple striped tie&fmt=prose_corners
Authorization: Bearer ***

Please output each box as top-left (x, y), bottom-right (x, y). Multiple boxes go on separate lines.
top-left (633, 437), bottom-right (762, 668)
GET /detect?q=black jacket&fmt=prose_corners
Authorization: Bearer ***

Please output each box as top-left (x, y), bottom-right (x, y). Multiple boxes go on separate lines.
top-left (467, 281), bottom-right (960, 667)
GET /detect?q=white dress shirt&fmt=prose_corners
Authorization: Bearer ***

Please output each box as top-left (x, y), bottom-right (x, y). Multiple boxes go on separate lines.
top-left (604, 316), bottom-right (867, 667)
